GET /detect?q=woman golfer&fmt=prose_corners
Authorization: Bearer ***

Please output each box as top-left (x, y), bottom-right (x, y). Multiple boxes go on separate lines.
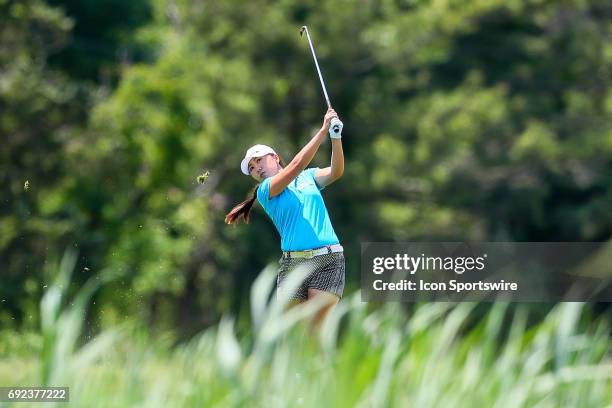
top-left (225, 108), bottom-right (345, 323)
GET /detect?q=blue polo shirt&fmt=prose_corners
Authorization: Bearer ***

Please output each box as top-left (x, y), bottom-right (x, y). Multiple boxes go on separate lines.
top-left (257, 167), bottom-right (340, 251)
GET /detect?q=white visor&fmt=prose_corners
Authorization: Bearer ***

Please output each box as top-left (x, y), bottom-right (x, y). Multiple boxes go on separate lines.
top-left (240, 144), bottom-right (277, 175)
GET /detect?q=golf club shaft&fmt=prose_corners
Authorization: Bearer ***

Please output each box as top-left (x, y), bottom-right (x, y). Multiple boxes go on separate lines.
top-left (301, 26), bottom-right (331, 109)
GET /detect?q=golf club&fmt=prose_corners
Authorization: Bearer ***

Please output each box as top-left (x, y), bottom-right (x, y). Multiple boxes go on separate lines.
top-left (300, 25), bottom-right (343, 137)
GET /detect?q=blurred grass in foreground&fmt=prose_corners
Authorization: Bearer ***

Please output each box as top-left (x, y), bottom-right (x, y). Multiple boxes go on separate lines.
top-left (0, 254), bottom-right (610, 407)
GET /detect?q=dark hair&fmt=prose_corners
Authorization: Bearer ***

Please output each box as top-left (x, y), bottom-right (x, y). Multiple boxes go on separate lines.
top-left (224, 154), bottom-right (285, 225)
top-left (224, 183), bottom-right (260, 224)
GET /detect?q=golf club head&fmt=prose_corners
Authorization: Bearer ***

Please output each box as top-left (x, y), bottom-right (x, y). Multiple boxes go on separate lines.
top-left (300, 26), bottom-right (307, 37)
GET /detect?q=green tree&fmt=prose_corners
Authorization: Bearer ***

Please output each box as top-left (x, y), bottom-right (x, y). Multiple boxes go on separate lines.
top-left (3, 0), bottom-right (611, 334)
top-left (0, 0), bottom-right (80, 327)
top-left (46, 0), bottom-right (152, 82)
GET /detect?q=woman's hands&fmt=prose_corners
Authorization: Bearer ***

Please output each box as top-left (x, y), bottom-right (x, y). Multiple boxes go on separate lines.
top-left (322, 108), bottom-right (339, 131)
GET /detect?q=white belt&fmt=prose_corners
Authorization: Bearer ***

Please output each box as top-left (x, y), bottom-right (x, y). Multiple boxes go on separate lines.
top-left (282, 244), bottom-right (343, 259)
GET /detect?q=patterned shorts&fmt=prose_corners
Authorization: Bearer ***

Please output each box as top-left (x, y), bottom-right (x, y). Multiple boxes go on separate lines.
top-left (277, 252), bottom-right (345, 301)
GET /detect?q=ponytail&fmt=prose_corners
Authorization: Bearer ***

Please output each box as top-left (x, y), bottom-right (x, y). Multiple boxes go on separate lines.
top-left (224, 154), bottom-right (286, 225)
top-left (225, 183), bottom-right (260, 224)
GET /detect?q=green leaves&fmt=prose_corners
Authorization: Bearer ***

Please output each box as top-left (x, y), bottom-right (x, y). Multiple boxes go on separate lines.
top-left (4, 0), bottom-right (612, 334)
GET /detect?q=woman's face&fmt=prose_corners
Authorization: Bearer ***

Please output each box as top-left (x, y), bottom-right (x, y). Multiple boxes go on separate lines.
top-left (248, 154), bottom-right (280, 182)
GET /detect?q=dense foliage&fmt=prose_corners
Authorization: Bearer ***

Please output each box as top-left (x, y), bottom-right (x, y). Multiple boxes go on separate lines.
top-left (1, 0), bottom-right (611, 336)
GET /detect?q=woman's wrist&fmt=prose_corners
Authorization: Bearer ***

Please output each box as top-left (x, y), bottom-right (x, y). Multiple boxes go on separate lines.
top-left (317, 126), bottom-right (328, 138)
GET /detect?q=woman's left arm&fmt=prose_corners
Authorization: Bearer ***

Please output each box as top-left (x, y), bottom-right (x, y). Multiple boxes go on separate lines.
top-left (315, 133), bottom-right (344, 188)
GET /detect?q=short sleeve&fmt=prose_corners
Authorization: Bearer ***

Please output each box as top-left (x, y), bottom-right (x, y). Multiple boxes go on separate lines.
top-left (257, 177), bottom-right (272, 207)
top-left (305, 167), bottom-right (325, 191)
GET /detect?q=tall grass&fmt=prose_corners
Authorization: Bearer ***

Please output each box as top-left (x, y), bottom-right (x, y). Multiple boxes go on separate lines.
top-left (2, 259), bottom-right (611, 407)
top-left (39, 250), bottom-right (121, 388)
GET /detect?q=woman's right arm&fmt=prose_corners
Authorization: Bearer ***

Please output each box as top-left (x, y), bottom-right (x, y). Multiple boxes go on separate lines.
top-left (269, 108), bottom-right (337, 197)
